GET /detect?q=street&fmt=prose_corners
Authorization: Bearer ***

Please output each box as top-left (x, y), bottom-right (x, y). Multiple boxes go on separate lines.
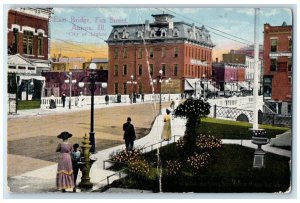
top-left (7, 102), bottom-right (170, 177)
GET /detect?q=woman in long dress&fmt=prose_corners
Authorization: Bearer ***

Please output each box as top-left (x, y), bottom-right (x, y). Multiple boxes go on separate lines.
top-left (162, 109), bottom-right (172, 141)
top-left (56, 131), bottom-right (75, 192)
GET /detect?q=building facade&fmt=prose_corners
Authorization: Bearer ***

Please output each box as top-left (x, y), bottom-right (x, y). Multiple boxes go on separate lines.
top-left (7, 8), bottom-right (53, 103)
top-left (106, 13), bottom-right (214, 95)
top-left (51, 57), bottom-right (85, 72)
top-left (263, 22), bottom-right (292, 115)
top-left (83, 58), bottom-right (109, 70)
top-left (212, 62), bottom-right (247, 92)
top-left (8, 8), bottom-right (53, 74)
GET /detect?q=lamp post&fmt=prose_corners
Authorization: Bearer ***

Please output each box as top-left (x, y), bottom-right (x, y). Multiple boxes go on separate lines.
top-left (78, 63), bottom-right (98, 153)
top-left (126, 74), bottom-right (137, 104)
top-left (166, 77), bottom-right (171, 101)
top-left (158, 70), bottom-right (163, 115)
top-left (65, 72), bottom-right (77, 109)
top-left (202, 74), bottom-right (207, 100)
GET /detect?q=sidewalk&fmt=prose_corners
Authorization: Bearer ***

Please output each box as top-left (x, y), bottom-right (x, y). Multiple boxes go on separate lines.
top-left (6, 103), bottom-right (291, 194)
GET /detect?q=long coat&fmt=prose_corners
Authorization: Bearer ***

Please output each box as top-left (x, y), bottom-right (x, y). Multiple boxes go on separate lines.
top-left (123, 122), bottom-right (136, 141)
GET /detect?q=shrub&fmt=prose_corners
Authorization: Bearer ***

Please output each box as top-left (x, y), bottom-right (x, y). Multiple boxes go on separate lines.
top-left (165, 160), bottom-right (182, 176)
top-left (128, 159), bottom-right (150, 178)
top-left (187, 152), bottom-right (210, 172)
top-left (195, 134), bottom-right (222, 149)
top-left (111, 149), bottom-right (142, 164)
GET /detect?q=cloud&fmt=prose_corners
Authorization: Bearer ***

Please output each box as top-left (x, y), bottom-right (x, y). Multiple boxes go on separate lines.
top-left (97, 8), bottom-right (129, 19)
top-left (260, 9), bottom-right (280, 17)
top-left (54, 8), bottom-right (75, 14)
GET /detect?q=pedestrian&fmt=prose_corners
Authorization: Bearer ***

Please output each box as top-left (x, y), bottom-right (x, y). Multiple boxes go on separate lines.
top-left (61, 93), bottom-right (66, 108)
top-left (105, 95), bottom-right (109, 105)
top-left (133, 93), bottom-right (137, 103)
top-left (117, 93), bottom-right (121, 103)
top-left (56, 131), bottom-right (75, 192)
top-left (141, 93), bottom-right (144, 102)
top-left (170, 99), bottom-right (175, 110)
top-left (71, 143), bottom-right (81, 192)
top-left (123, 117), bottom-right (136, 150)
top-left (50, 94), bottom-right (56, 109)
top-left (162, 109), bottom-right (172, 141)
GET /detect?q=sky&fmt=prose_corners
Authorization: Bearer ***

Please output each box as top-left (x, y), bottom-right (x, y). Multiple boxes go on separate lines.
top-left (50, 7), bottom-right (293, 60)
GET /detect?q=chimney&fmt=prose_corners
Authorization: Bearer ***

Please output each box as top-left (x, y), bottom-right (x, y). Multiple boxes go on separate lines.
top-left (168, 21), bottom-right (173, 30)
top-left (145, 20), bottom-right (150, 31)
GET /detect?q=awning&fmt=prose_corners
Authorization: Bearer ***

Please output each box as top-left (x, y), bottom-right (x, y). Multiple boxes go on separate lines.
top-left (206, 83), bottom-right (219, 92)
top-left (18, 75), bottom-right (45, 81)
top-left (185, 79), bottom-right (203, 92)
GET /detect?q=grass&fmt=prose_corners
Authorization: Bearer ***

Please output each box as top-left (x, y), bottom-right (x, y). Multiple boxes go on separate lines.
top-left (109, 118), bottom-right (291, 193)
top-left (17, 100), bottom-right (41, 110)
top-left (199, 117), bottom-right (289, 140)
top-left (111, 144), bottom-right (291, 193)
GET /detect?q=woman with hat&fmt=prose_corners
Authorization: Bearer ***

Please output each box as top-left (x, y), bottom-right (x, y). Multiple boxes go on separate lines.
top-left (56, 131), bottom-right (75, 192)
top-left (161, 109), bottom-right (172, 141)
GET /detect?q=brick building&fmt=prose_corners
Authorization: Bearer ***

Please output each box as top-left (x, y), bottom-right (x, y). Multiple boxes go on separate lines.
top-left (7, 8), bottom-right (53, 102)
top-left (106, 13), bottom-right (214, 95)
top-left (8, 8), bottom-right (53, 74)
top-left (263, 22), bottom-right (292, 115)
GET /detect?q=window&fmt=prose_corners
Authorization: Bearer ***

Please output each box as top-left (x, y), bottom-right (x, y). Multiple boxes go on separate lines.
top-left (18, 66), bottom-right (26, 69)
top-left (288, 58), bottom-right (292, 72)
top-left (288, 76), bottom-right (292, 84)
top-left (114, 47), bottom-right (119, 59)
top-left (9, 66), bottom-right (16, 69)
top-left (114, 64), bottom-right (119, 76)
top-left (150, 64), bottom-right (154, 76)
top-left (271, 39), bottom-right (277, 52)
top-left (161, 29), bottom-right (167, 37)
top-left (123, 48), bottom-right (128, 58)
top-left (138, 64), bottom-right (142, 76)
top-left (150, 30), bottom-right (155, 37)
top-left (174, 47), bottom-right (178, 58)
top-left (162, 64), bottom-right (166, 76)
top-left (174, 64), bottom-right (178, 76)
top-left (12, 28), bottom-right (18, 53)
top-left (137, 30), bottom-right (143, 38)
top-left (138, 48), bottom-right (143, 59)
top-left (114, 31), bottom-right (119, 39)
top-left (288, 103), bottom-right (292, 114)
top-left (38, 33), bottom-right (43, 55)
top-left (149, 47), bottom-right (154, 58)
top-left (173, 28), bottom-right (179, 37)
top-left (123, 64), bottom-right (127, 75)
top-left (114, 83), bottom-right (119, 94)
top-left (28, 67), bottom-right (35, 70)
top-left (270, 59), bottom-right (277, 71)
top-left (23, 31), bottom-right (33, 55)
top-left (161, 47), bottom-right (166, 58)
top-left (288, 38), bottom-right (292, 51)
top-left (123, 83), bottom-right (127, 94)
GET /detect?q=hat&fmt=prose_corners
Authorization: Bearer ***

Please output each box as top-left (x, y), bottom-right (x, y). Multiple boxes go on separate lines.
top-left (166, 109), bottom-right (171, 114)
top-left (127, 117), bottom-right (131, 122)
top-left (73, 143), bottom-right (79, 149)
top-left (57, 131), bottom-right (73, 140)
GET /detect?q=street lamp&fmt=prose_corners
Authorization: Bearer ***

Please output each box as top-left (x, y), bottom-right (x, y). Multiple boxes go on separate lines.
top-left (166, 77), bottom-right (171, 101)
top-left (158, 70), bottom-right (163, 114)
top-left (78, 63), bottom-right (97, 153)
top-left (202, 74), bottom-right (207, 100)
top-left (65, 72), bottom-right (77, 109)
top-left (126, 74), bottom-right (137, 104)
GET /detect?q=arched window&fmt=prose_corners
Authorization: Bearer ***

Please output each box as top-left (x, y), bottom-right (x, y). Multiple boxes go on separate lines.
top-left (161, 29), bottom-right (167, 37)
top-left (150, 29), bottom-right (156, 37)
top-left (173, 28), bottom-right (179, 37)
top-left (114, 31), bottom-right (119, 39)
top-left (137, 30), bottom-right (143, 38)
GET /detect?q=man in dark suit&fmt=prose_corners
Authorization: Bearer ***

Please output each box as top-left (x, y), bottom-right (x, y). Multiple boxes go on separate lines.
top-left (123, 117), bottom-right (136, 150)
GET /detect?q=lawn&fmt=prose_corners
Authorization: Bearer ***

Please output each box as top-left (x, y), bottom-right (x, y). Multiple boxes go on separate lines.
top-left (17, 100), bottom-right (41, 110)
top-left (109, 118), bottom-right (291, 193)
top-left (199, 117), bottom-right (289, 140)
top-left (110, 144), bottom-right (291, 193)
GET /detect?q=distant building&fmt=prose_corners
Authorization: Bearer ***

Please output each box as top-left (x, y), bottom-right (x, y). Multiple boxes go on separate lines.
top-left (106, 13), bottom-right (214, 95)
top-left (222, 51), bottom-right (263, 92)
top-left (51, 57), bottom-right (85, 72)
top-left (263, 22), bottom-right (292, 115)
top-left (41, 70), bottom-right (108, 97)
top-left (83, 58), bottom-right (109, 70)
top-left (212, 62), bottom-right (247, 92)
top-left (232, 45), bottom-right (264, 59)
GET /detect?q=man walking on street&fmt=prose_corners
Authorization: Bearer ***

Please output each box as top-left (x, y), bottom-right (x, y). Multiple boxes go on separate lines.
top-left (123, 117), bottom-right (136, 150)
top-left (61, 93), bottom-right (66, 108)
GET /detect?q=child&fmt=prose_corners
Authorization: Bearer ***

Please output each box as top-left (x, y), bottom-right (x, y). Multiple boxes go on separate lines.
top-left (71, 143), bottom-right (81, 192)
